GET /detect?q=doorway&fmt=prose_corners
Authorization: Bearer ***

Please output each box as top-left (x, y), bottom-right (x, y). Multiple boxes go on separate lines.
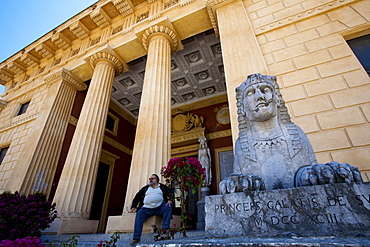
top-left (89, 150), bottom-right (119, 232)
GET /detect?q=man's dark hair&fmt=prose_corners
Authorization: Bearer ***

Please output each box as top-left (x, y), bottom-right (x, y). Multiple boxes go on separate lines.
top-left (152, 174), bottom-right (160, 182)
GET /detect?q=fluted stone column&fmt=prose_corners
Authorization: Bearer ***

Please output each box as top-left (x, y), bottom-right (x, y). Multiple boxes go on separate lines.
top-left (6, 69), bottom-right (86, 197)
top-left (49, 52), bottom-right (123, 234)
top-left (206, 0), bottom-right (268, 145)
top-left (124, 25), bottom-right (179, 209)
top-left (105, 26), bottom-right (181, 234)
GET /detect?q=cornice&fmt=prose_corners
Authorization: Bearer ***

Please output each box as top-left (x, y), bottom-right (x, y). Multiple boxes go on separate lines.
top-left (70, 21), bottom-right (91, 40)
top-left (45, 68), bottom-right (87, 91)
top-left (109, 100), bottom-right (137, 126)
top-left (0, 68), bottom-right (14, 83)
top-left (171, 143), bottom-right (199, 155)
top-left (69, 114), bottom-right (133, 155)
top-left (141, 25), bottom-right (179, 52)
top-left (7, 61), bottom-right (26, 75)
top-left (103, 135), bottom-right (133, 155)
top-left (90, 8), bottom-right (112, 29)
top-left (51, 33), bottom-right (72, 50)
top-left (0, 0), bottom-right (201, 86)
top-left (35, 43), bottom-right (55, 59)
top-left (0, 113), bottom-right (38, 133)
top-left (171, 127), bottom-right (205, 144)
top-left (180, 0), bottom-right (195, 7)
top-left (101, 149), bottom-right (120, 163)
top-left (20, 53), bottom-right (40, 68)
top-left (254, 0), bottom-right (360, 35)
top-left (206, 0), bottom-right (361, 37)
top-left (171, 94), bottom-right (227, 115)
top-left (206, 129), bottom-right (231, 140)
top-left (113, 0), bottom-right (135, 16)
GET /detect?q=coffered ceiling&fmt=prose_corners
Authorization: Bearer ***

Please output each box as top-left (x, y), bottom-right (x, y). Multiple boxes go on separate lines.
top-left (111, 29), bottom-right (226, 118)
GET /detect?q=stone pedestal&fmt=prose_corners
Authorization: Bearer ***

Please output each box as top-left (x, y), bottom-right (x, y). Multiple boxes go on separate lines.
top-left (105, 214), bottom-right (180, 234)
top-left (42, 219), bottom-right (99, 235)
top-left (197, 187), bottom-right (210, 230)
top-left (205, 183), bottom-right (370, 238)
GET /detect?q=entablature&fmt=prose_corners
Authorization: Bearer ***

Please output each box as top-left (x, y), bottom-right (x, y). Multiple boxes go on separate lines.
top-left (0, 0), bottom-right (212, 93)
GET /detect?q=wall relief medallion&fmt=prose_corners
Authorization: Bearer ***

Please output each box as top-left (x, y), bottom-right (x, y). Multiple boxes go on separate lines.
top-left (171, 111), bottom-right (204, 133)
top-left (216, 106), bottom-right (230, 125)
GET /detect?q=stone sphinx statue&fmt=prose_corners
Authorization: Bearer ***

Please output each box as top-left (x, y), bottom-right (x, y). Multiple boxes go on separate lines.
top-left (231, 73), bottom-right (318, 191)
top-left (220, 73), bottom-right (363, 194)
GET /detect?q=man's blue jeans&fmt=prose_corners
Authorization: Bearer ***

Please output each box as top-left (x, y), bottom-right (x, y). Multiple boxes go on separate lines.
top-left (133, 202), bottom-right (172, 240)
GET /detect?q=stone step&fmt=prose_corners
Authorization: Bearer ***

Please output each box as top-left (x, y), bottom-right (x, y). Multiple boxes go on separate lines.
top-left (40, 230), bottom-right (204, 246)
top-left (40, 231), bottom-right (370, 247)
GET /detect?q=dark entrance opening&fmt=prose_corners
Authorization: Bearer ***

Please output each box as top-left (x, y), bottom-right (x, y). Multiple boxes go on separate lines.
top-left (90, 162), bottom-right (110, 232)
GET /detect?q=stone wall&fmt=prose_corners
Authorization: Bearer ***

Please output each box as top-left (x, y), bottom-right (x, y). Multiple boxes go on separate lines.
top-left (246, 0), bottom-right (370, 180)
top-left (0, 79), bottom-right (49, 192)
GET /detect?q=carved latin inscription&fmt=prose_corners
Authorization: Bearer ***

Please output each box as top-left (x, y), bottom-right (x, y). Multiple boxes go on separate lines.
top-left (206, 183), bottom-right (370, 237)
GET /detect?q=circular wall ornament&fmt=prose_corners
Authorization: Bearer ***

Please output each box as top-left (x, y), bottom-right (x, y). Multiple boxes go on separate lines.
top-left (216, 107), bottom-right (230, 124)
top-left (172, 114), bottom-right (189, 132)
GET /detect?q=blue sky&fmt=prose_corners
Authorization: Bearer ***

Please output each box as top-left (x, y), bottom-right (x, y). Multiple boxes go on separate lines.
top-left (0, 0), bottom-right (98, 94)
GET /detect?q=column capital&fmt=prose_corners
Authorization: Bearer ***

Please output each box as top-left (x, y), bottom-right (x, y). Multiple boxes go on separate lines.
top-left (90, 52), bottom-right (124, 75)
top-left (142, 25), bottom-right (179, 52)
top-left (45, 68), bottom-right (87, 91)
top-left (205, 0), bottom-right (239, 36)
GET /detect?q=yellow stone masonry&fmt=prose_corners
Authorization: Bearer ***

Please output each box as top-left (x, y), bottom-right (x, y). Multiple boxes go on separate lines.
top-left (0, 0), bottom-right (370, 236)
top-left (251, 0), bottom-right (370, 178)
top-left (0, 0), bottom-right (369, 206)
top-left (0, 81), bottom-right (49, 193)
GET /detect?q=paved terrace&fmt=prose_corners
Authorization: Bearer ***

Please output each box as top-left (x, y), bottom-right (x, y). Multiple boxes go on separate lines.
top-left (40, 231), bottom-right (370, 247)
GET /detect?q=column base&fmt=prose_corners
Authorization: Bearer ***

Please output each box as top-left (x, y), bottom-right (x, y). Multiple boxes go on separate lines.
top-left (105, 214), bottom-right (180, 234)
top-left (200, 187), bottom-right (210, 200)
top-left (197, 200), bottom-right (206, 230)
top-left (42, 218), bottom-right (99, 235)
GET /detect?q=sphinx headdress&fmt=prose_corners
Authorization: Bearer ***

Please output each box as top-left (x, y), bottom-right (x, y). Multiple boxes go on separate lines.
top-left (235, 73), bottom-right (301, 161)
top-left (236, 73), bottom-right (290, 125)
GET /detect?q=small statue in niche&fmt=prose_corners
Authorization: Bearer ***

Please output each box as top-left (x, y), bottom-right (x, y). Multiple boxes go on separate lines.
top-left (198, 136), bottom-right (212, 187)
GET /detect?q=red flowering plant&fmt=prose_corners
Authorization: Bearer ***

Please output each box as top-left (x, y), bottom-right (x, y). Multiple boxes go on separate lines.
top-left (0, 236), bottom-right (43, 247)
top-left (0, 191), bottom-right (57, 241)
top-left (161, 157), bottom-right (205, 237)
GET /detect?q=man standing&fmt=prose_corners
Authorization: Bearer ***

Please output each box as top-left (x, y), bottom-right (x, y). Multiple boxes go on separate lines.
top-left (130, 174), bottom-right (173, 245)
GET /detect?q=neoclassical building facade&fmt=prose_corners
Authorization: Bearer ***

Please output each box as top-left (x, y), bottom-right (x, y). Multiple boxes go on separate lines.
top-left (0, 0), bottom-right (369, 234)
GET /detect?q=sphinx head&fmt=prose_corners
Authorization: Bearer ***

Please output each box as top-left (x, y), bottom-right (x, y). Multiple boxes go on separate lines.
top-left (237, 74), bottom-right (281, 122)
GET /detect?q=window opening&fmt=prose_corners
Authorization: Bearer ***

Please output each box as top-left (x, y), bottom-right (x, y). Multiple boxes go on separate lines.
top-left (347, 34), bottom-right (370, 76)
top-left (0, 147), bottom-right (9, 165)
top-left (17, 101), bottom-right (30, 116)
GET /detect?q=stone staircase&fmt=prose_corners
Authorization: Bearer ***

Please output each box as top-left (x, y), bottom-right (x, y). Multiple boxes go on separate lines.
top-left (40, 231), bottom-right (205, 247)
top-left (40, 231), bottom-right (370, 247)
